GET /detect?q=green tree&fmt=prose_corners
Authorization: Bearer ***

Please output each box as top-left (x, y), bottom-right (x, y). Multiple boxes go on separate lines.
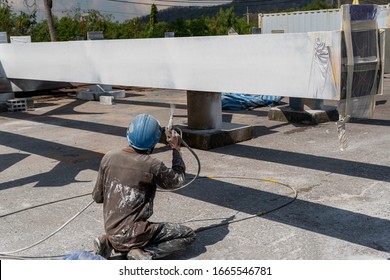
top-left (120, 17), bottom-right (147, 39)
top-left (82, 10), bottom-right (111, 37)
top-left (56, 15), bottom-right (81, 41)
top-left (104, 21), bottom-right (122, 39)
top-left (1, 3), bottom-right (258, 42)
top-left (208, 7), bottom-right (251, 35)
top-left (147, 4), bottom-right (159, 37)
top-left (30, 20), bottom-right (51, 42)
top-left (0, 2), bottom-right (13, 35)
top-left (13, 11), bottom-right (37, 36)
top-left (0, 3), bottom-right (37, 40)
top-left (302, 0), bottom-right (331, 11)
top-left (187, 17), bottom-right (211, 37)
top-left (149, 21), bottom-right (169, 38)
top-left (169, 18), bottom-right (190, 37)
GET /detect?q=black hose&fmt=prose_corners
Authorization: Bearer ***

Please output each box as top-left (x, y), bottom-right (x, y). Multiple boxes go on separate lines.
top-left (0, 141), bottom-right (297, 259)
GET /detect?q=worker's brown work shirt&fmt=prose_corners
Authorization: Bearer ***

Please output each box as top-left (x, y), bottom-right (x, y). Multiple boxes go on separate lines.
top-left (92, 147), bottom-right (185, 252)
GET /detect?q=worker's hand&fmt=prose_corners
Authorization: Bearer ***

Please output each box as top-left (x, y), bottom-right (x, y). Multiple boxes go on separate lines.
top-left (165, 129), bottom-right (181, 150)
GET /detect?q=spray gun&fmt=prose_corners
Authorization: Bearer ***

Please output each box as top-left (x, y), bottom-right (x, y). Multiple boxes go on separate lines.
top-left (159, 103), bottom-right (201, 192)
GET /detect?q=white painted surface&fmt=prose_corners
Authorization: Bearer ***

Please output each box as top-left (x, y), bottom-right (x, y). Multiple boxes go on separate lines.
top-left (0, 32), bottom-right (341, 100)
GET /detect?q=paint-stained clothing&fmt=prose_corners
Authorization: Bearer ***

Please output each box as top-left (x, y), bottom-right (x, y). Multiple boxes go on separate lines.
top-left (92, 147), bottom-right (186, 252)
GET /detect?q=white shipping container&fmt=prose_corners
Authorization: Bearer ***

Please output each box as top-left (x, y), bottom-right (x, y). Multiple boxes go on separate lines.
top-left (259, 4), bottom-right (389, 34)
top-left (259, 9), bottom-right (341, 34)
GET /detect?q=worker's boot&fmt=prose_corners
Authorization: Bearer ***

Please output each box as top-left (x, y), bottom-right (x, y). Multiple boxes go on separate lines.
top-left (93, 234), bottom-right (113, 259)
top-left (127, 248), bottom-right (153, 260)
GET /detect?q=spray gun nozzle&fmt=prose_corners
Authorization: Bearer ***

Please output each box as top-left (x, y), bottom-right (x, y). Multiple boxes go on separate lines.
top-left (167, 103), bottom-right (175, 132)
top-left (164, 104), bottom-right (175, 145)
top-left (167, 115), bottom-right (173, 132)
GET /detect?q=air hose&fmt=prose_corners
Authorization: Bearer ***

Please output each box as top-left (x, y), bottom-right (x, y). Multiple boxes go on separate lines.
top-left (0, 200), bottom-right (94, 257)
top-left (0, 136), bottom-right (297, 259)
top-left (192, 176), bottom-right (297, 233)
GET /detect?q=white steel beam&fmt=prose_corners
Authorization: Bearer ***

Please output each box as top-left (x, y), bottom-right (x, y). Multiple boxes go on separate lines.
top-left (0, 32), bottom-right (341, 100)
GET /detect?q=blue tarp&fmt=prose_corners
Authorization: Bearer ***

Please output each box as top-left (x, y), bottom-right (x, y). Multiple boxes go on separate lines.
top-left (63, 250), bottom-right (106, 260)
top-left (221, 93), bottom-right (283, 110)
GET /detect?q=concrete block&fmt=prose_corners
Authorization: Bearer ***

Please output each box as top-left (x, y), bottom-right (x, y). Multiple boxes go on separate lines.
top-left (94, 91), bottom-right (125, 100)
top-left (76, 90), bottom-right (95, 101)
top-left (26, 98), bottom-right (34, 109)
top-left (7, 98), bottom-right (27, 112)
top-left (109, 90), bottom-right (126, 99)
top-left (175, 122), bottom-right (253, 150)
top-left (268, 105), bottom-right (339, 124)
top-left (99, 95), bottom-right (114, 105)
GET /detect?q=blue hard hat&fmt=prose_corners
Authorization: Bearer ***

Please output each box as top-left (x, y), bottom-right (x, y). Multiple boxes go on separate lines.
top-left (126, 114), bottom-right (162, 151)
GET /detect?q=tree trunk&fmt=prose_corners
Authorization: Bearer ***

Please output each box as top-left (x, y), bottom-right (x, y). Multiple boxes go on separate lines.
top-left (43, 0), bottom-right (57, 42)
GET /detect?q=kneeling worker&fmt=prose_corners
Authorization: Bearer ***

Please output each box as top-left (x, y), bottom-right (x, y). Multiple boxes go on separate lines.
top-left (92, 113), bottom-right (196, 260)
